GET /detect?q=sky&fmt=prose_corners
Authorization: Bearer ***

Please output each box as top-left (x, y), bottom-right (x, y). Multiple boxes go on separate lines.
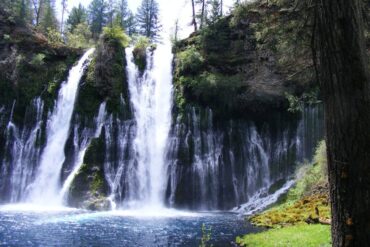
top-left (57, 0), bottom-right (236, 39)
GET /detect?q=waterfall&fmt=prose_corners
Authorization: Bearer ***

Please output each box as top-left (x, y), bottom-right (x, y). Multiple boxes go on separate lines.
top-left (59, 102), bottom-right (107, 202)
top-left (27, 49), bottom-right (95, 206)
top-left (121, 43), bottom-right (173, 208)
top-left (165, 106), bottom-right (324, 210)
top-left (0, 98), bottom-right (44, 202)
top-left (0, 43), bottom-right (324, 212)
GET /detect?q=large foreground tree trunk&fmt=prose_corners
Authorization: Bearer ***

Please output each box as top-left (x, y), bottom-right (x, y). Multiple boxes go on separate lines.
top-left (315, 0), bottom-right (370, 246)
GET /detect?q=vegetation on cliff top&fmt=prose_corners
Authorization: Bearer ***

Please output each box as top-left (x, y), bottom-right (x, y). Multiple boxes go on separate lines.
top-left (75, 26), bottom-right (130, 119)
top-left (173, 0), bottom-right (320, 118)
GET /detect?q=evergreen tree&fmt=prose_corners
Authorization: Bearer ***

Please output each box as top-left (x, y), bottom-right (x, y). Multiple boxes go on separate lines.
top-left (107, 0), bottom-right (115, 27)
top-left (89, 0), bottom-right (109, 39)
top-left (67, 4), bottom-right (88, 33)
top-left (39, 0), bottom-right (58, 33)
top-left (196, 0), bottom-right (207, 29)
top-left (207, 0), bottom-right (221, 24)
top-left (0, 0), bottom-right (33, 24)
top-left (315, 0), bottom-right (370, 245)
top-left (125, 11), bottom-right (137, 35)
top-left (115, 0), bottom-right (129, 29)
top-left (136, 0), bottom-right (161, 41)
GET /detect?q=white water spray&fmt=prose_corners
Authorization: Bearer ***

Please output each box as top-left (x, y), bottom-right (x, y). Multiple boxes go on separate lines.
top-left (125, 42), bottom-right (173, 208)
top-left (27, 49), bottom-right (95, 206)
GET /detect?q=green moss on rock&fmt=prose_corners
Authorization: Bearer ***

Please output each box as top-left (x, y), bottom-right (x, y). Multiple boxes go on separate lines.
top-left (68, 137), bottom-right (111, 211)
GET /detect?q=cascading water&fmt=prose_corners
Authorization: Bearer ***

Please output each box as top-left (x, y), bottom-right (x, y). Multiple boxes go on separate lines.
top-left (164, 105), bottom-right (324, 210)
top-left (60, 102), bottom-right (107, 201)
top-left (0, 43), bottom-right (324, 212)
top-left (0, 98), bottom-right (44, 203)
top-left (120, 43), bottom-right (173, 208)
top-left (27, 48), bottom-right (95, 205)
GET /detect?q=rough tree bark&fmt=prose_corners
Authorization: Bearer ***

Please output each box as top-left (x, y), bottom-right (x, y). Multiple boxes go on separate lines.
top-left (191, 0), bottom-right (198, 32)
top-left (315, 0), bottom-right (370, 246)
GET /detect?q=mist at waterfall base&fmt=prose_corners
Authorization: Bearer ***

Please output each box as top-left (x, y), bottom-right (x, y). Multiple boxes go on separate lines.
top-left (0, 41), bottom-right (324, 245)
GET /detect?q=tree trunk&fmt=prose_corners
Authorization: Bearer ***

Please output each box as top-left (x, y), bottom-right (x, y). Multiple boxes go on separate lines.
top-left (220, 0), bottom-right (223, 16)
top-left (315, 0), bottom-right (370, 246)
top-left (191, 0), bottom-right (198, 32)
top-left (200, 0), bottom-right (205, 29)
top-left (60, 0), bottom-right (66, 34)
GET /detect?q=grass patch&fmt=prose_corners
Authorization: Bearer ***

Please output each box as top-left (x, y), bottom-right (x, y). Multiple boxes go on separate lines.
top-left (236, 224), bottom-right (331, 247)
top-left (249, 141), bottom-right (329, 228)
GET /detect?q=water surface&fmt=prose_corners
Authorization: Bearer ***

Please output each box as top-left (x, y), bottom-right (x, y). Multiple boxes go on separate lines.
top-left (0, 206), bottom-right (260, 247)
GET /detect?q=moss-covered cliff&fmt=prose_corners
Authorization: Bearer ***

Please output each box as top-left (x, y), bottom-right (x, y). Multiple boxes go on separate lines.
top-left (0, 8), bottom-right (82, 125)
top-left (173, 1), bottom-right (319, 119)
top-left (68, 137), bottom-right (111, 210)
top-left (75, 27), bottom-right (131, 120)
top-left (67, 27), bottom-right (131, 210)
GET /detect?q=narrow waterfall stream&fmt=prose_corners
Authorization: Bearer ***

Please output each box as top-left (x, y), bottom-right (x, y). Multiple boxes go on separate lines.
top-left (26, 49), bottom-right (95, 205)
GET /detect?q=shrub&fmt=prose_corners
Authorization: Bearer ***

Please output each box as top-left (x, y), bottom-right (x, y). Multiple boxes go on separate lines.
top-left (287, 141), bottom-right (327, 201)
top-left (133, 36), bottom-right (150, 51)
top-left (133, 36), bottom-right (150, 72)
top-left (67, 23), bottom-right (93, 49)
top-left (102, 26), bottom-right (130, 47)
top-left (176, 46), bottom-right (204, 75)
top-left (29, 53), bottom-right (46, 67)
top-left (46, 27), bottom-right (63, 46)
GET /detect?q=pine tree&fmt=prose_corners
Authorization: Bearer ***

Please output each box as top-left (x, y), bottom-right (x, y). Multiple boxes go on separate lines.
top-left (0, 0), bottom-right (33, 24)
top-left (115, 0), bottom-right (130, 29)
top-left (39, 0), bottom-right (58, 33)
top-left (208, 0), bottom-right (221, 24)
top-left (125, 11), bottom-right (137, 35)
top-left (315, 0), bottom-right (370, 245)
top-left (136, 0), bottom-right (161, 41)
top-left (67, 4), bottom-right (88, 33)
top-left (89, 0), bottom-right (109, 39)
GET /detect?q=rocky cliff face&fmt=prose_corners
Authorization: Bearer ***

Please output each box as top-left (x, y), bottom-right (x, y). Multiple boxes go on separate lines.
top-left (0, 8), bottom-right (81, 125)
top-left (173, 2), bottom-right (319, 119)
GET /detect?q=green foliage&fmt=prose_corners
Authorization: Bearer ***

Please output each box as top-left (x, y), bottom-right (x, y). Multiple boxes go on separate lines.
top-left (46, 27), bottom-right (63, 46)
top-left (89, 0), bottom-right (109, 39)
top-left (287, 141), bottom-right (327, 201)
top-left (134, 36), bottom-right (150, 50)
top-left (199, 224), bottom-right (213, 247)
top-left (91, 172), bottom-right (104, 193)
top-left (176, 72), bottom-right (246, 114)
top-left (29, 53), bottom-right (46, 67)
top-left (236, 224), bottom-right (331, 247)
top-left (176, 46), bottom-right (204, 75)
top-left (132, 36), bottom-right (150, 71)
top-left (102, 26), bottom-right (130, 47)
top-left (249, 141), bottom-right (329, 228)
top-left (230, 2), bottom-right (256, 27)
top-left (285, 89), bottom-right (321, 113)
top-left (47, 82), bottom-right (57, 94)
top-left (39, 0), bottom-right (59, 33)
top-left (67, 23), bottom-right (93, 49)
top-left (208, 0), bottom-right (222, 24)
top-left (0, 0), bottom-right (33, 24)
top-left (136, 0), bottom-right (161, 40)
top-left (67, 4), bottom-right (88, 32)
